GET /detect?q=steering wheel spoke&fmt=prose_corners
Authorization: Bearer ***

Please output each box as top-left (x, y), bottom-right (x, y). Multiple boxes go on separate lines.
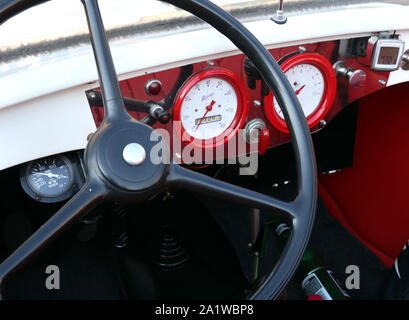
top-left (167, 164), bottom-right (298, 221)
top-left (82, 0), bottom-right (130, 124)
top-left (0, 180), bottom-right (106, 295)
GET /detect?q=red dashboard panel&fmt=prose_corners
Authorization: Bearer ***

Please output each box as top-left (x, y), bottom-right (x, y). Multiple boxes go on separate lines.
top-left (89, 39), bottom-right (390, 162)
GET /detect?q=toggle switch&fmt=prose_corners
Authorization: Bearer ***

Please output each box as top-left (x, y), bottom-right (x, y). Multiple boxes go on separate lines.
top-left (244, 119), bottom-right (270, 156)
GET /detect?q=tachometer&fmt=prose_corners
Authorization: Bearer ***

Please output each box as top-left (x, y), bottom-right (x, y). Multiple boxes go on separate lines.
top-left (173, 69), bottom-right (249, 149)
top-left (264, 53), bottom-right (337, 133)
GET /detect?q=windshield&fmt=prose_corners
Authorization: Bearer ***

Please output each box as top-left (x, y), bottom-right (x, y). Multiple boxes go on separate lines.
top-left (0, 0), bottom-right (407, 66)
top-left (1, 0), bottom-right (407, 48)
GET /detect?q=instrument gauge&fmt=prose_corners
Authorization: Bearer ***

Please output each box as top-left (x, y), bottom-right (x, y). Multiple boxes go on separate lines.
top-left (173, 69), bottom-right (249, 149)
top-left (21, 155), bottom-right (78, 203)
top-left (264, 53), bottom-right (337, 132)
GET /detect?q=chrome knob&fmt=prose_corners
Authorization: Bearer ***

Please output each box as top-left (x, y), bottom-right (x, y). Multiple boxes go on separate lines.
top-left (348, 69), bottom-right (367, 88)
top-left (244, 119), bottom-right (266, 144)
top-left (333, 61), bottom-right (366, 88)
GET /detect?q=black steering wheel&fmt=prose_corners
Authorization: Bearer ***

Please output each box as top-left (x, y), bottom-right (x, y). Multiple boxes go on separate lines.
top-left (0, 0), bottom-right (317, 300)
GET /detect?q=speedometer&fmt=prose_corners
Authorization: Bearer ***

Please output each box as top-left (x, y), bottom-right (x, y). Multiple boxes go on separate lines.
top-left (264, 53), bottom-right (337, 133)
top-left (173, 69), bottom-right (249, 149)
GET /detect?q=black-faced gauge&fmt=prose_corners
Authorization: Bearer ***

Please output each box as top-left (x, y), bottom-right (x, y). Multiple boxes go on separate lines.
top-left (20, 155), bottom-right (78, 203)
top-left (371, 38), bottom-right (405, 71)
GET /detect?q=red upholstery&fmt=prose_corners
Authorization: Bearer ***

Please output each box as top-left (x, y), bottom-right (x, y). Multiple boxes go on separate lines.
top-left (319, 82), bottom-right (409, 267)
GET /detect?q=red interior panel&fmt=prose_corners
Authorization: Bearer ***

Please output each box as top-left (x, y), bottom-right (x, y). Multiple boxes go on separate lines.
top-left (90, 40), bottom-right (389, 157)
top-left (319, 81), bottom-right (409, 267)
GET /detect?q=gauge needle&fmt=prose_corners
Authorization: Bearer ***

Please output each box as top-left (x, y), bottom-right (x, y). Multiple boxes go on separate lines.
top-left (295, 84), bottom-right (306, 95)
top-left (195, 100), bottom-right (216, 131)
top-left (34, 172), bottom-right (66, 179)
top-left (34, 172), bottom-right (55, 178)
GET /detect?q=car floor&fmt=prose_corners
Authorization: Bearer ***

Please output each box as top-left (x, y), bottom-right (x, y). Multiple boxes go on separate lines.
top-left (1, 190), bottom-right (389, 300)
top-left (2, 223), bottom-right (126, 300)
top-left (286, 196), bottom-right (387, 300)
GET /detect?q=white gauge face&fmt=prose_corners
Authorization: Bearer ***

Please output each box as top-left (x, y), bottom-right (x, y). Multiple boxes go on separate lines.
top-left (274, 63), bottom-right (325, 119)
top-left (180, 77), bottom-right (238, 140)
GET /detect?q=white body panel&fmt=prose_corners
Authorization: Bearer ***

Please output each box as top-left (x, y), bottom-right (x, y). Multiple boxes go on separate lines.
top-left (0, 3), bottom-right (409, 170)
top-left (0, 87), bottom-right (96, 170)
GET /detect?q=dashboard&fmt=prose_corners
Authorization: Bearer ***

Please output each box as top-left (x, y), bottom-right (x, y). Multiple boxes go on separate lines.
top-left (87, 37), bottom-right (394, 163)
top-left (0, 3), bottom-right (408, 174)
top-left (15, 33), bottom-right (409, 203)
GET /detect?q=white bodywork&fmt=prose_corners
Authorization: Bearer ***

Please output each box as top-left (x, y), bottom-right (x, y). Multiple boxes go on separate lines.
top-left (0, 2), bottom-right (409, 170)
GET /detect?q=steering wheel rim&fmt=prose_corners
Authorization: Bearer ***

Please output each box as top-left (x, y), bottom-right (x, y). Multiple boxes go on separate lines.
top-left (0, 0), bottom-right (317, 300)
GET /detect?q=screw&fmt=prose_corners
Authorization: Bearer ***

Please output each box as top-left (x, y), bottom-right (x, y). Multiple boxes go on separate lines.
top-left (254, 100), bottom-right (261, 107)
top-left (207, 60), bottom-right (215, 66)
top-left (319, 119), bottom-right (327, 127)
top-left (378, 79), bottom-right (386, 86)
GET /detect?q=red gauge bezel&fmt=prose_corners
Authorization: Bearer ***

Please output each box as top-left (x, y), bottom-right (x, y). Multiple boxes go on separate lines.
top-left (173, 68), bottom-right (249, 150)
top-left (264, 53), bottom-right (337, 133)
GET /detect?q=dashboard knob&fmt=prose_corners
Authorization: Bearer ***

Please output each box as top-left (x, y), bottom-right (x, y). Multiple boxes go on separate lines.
top-left (348, 69), bottom-right (367, 88)
top-left (244, 119), bottom-right (269, 155)
top-left (245, 119), bottom-right (266, 144)
top-left (146, 101), bottom-right (171, 124)
top-left (333, 61), bottom-right (366, 88)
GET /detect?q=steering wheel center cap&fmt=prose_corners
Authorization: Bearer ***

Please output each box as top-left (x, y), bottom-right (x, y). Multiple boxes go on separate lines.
top-left (123, 143), bottom-right (146, 166)
top-left (96, 122), bottom-right (169, 193)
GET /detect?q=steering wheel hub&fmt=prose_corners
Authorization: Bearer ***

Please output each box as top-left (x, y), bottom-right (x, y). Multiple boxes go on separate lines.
top-left (95, 121), bottom-right (169, 193)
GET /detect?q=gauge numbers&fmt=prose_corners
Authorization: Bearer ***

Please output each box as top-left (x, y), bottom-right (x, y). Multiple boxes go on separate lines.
top-left (180, 77), bottom-right (238, 140)
top-left (264, 53), bottom-right (337, 133)
top-left (173, 68), bottom-right (249, 150)
top-left (26, 156), bottom-right (74, 198)
top-left (274, 63), bottom-right (325, 119)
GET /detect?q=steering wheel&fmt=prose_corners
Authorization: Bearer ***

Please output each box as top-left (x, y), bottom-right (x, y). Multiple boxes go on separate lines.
top-left (0, 0), bottom-right (317, 300)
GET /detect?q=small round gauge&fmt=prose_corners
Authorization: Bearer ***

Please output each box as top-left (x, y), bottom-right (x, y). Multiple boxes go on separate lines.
top-left (173, 68), bottom-right (249, 149)
top-left (25, 155), bottom-right (74, 198)
top-left (264, 53), bottom-right (337, 133)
